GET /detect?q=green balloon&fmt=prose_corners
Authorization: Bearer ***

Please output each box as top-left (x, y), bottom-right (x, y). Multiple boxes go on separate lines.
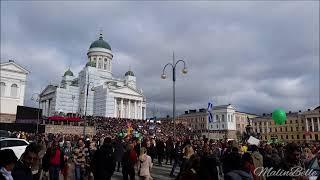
top-left (272, 108), bottom-right (287, 125)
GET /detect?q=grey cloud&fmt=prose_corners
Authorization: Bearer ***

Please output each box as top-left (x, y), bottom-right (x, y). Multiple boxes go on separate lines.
top-left (1, 1), bottom-right (318, 117)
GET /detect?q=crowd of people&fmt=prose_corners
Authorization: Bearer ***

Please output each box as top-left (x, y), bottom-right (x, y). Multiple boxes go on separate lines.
top-left (1, 117), bottom-right (320, 180)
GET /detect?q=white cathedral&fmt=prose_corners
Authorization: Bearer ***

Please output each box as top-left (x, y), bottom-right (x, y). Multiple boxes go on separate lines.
top-left (40, 33), bottom-right (146, 119)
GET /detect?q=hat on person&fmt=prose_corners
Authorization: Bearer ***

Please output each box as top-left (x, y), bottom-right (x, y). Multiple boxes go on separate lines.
top-left (0, 149), bottom-right (18, 166)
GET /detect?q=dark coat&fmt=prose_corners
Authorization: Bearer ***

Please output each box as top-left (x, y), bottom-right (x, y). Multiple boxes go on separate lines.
top-left (92, 144), bottom-right (116, 180)
top-left (12, 160), bottom-right (33, 180)
top-left (156, 141), bottom-right (165, 155)
top-left (199, 154), bottom-right (220, 180)
top-left (114, 141), bottom-right (125, 162)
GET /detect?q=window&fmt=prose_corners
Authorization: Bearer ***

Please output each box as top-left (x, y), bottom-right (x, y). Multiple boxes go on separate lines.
top-left (303, 135), bottom-right (305, 139)
top-left (291, 135), bottom-right (294, 139)
top-left (264, 122), bottom-right (266, 126)
top-left (275, 128), bottom-right (277, 132)
top-left (291, 127), bottom-right (293, 132)
top-left (297, 135), bottom-right (300, 139)
top-left (10, 84), bottom-right (18, 97)
top-left (280, 127), bottom-right (282, 132)
top-left (222, 115), bottom-right (225, 122)
top-left (222, 124), bottom-right (224, 129)
top-left (98, 60), bottom-right (102, 69)
top-left (295, 120), bottom-right (298, 123)
top-left (286, 135), bottom-right (288, 139)
top-left (0, 82), bottom-right (5, 96)
top-left (270, 128), bottom-right (272, 132)
top-left (296, 127), bottom-right (298, 131)
top-left (104, 59), bottom-right (108, 70)
top-left (216, 115), bottom-right (218, 122)
top-left (280, 135), bottom-right (283, 139)
top-left (302, 126), bottom-right (305, 131)
top-left (216, 125), bottom-right (218, 128)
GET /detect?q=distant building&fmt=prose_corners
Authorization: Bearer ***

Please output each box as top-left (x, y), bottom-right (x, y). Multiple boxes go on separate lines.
top-left (39, 33), bottom-right (146, 119)
top-left (177, 104), bottom-right (239, 140)
top-left (0, 60), bottom-right (30, 123)
top-left (234, 111), bottom-right (258, 134)
top-left (251, 107), bottom-right (320, 142)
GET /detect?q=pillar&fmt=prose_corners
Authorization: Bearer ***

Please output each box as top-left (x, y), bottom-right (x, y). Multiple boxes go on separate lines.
top-left (134, 101), bottom-right (137, 119)
top-left (114, 98), bottom-right (117, 117)
top-left (306, 118), bottom-right (309, 132)
top-left (140, 101), bottom-right (142, 120)
top-left (128, 100), bottom-right (131, 119)
top-left (317, 117), bottom-right (320, 132)
top-left (120, 98), bottom-right (123, 118)
top-left (311, 118), bottom-right (315, 132)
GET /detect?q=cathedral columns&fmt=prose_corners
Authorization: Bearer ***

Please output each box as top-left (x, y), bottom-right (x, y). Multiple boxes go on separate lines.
top-left (114, 98), bottom-right (117, 117)
top-left (306, 118), bottom-right (309, 131)
top-left (128, 100), bottom-right (131, 119)
top-left (311, 118), bottom-right (315, 132)
top-left (317, 117), bottom-right (320, 132)
top-left (120, 99), bottom-right (123, 118)
top-left (134, 101), bottom-right (137, 119)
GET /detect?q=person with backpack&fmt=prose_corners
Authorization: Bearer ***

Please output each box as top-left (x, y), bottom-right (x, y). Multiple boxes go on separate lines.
top-left (91, 137), bottom-right (116, 180)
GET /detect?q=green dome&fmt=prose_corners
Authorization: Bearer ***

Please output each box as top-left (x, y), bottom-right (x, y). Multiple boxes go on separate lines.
top-left (64, 69), bottom-right (74, 76)
top-left (125, 70), bottom-right (135, 76)
top-left (89, 34), bottom-right (111, 50)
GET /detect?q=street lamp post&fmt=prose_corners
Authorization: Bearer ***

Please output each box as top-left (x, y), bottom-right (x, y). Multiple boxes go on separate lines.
top-left (31, 93), bottom-right (41, 134)
top-left (161, 52), bottom-right (188, 138)
top-left (82, 74), bottom-right (94, 137)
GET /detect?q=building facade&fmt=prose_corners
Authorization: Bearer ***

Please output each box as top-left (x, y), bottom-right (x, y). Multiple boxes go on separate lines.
top-left (0, 60), bottom-right (29, 123)
top-left (251, 107), bottom-right (320, 142)
top-left (176, 104), bottom-right (238, 140)
top-left (40, 33), bottom-right (146, 119)
top-left (235, 111), bottom-right (258, 134)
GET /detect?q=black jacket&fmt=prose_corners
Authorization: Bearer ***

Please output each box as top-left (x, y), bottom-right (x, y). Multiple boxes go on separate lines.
top-left (92, 144), bottom-right (116, 180)
top-left (12, 160), bottom-right (33, 180)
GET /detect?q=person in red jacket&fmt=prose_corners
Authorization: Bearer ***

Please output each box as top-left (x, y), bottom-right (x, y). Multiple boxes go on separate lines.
top-left (43, 139), bottom-right (65, 180)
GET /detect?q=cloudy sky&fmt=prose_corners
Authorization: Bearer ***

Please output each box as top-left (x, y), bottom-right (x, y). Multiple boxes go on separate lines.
top-left (1, 1), bottom-right (319, 117)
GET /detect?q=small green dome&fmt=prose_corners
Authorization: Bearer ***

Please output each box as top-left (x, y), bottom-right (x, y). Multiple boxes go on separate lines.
top-left (64, 69), bottom-right (73, 76)
top-left (125, 70), bottom-right (135, 76)
top-left (89, 34), bottom-right (111, 50)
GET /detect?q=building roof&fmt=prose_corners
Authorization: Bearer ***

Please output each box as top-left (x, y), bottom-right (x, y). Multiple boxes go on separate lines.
top-left (63, 68), bottom-right (73, 76)
top-left (89, 33), bottom-right (111, 50)
top-left (0, 60), bottom-right (30, 74)
top-left (125, 70), bottom-right (135, 76)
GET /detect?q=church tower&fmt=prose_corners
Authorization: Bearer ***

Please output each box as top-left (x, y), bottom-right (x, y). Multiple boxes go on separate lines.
top-left (86, 33), bottom-right (113, 77)
top-left (125, 68), bottom-right (136, 89)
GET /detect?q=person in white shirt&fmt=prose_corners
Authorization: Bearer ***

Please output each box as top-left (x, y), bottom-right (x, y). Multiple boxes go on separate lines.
top-left (137, 147), bottom-right (153, 180)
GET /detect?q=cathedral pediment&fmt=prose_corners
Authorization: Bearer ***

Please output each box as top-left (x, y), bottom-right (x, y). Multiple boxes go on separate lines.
top-left (0, 61), bottom-right (30, 74)
top-left (40, 85), bottom-right (58, 96)
top-left (111, 86), bottom-right (143, 97)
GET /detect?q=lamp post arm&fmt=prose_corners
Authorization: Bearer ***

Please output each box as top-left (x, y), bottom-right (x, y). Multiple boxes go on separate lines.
top-left (174, 60), bottom-right (186, 68)
top-left (162, 63), bottom-right (174, 74)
